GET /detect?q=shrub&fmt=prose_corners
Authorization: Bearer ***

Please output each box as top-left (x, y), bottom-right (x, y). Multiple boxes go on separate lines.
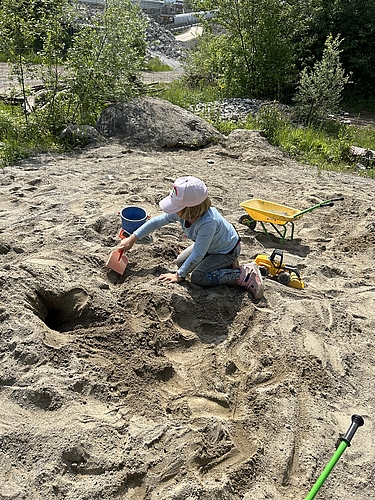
top-left (293, 35), bottom-right (350, 126)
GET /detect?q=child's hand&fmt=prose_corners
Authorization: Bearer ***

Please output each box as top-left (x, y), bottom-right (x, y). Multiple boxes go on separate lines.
top-left (158, 272), bottom-right (183, 283)
top-left (118, 234), bottom-right (137, 252)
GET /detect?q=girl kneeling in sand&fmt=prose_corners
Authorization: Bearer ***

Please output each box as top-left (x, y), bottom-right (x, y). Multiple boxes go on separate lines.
top-left (118, 176), bottom-right (264, 299)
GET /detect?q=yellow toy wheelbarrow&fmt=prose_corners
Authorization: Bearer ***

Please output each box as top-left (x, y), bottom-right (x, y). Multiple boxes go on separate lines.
top-left (239, 197), bottom-right (344, 243)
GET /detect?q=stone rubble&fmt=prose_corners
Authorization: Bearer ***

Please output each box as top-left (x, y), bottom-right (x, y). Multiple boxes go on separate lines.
top-left (190, 98), bottom-right (290, 122)
top-left (146, 15), bottom-right (185, 62)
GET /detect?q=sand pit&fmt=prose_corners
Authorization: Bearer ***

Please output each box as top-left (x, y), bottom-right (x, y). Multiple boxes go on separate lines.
top-left (0, 127), bottom-right (373, 499)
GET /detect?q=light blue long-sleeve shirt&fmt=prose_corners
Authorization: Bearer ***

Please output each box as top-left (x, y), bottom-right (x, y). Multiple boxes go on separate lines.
top-left (133, 207), bottom-right (239, 278)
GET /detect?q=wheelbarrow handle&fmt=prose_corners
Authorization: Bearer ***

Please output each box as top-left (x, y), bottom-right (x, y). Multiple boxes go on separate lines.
top-left (340, 414), bottom-right (364, 446)
top-left (319, 197), bottom-right (345, 207)
top-left (293, 197), bottom-right (344, 218)
top-left (304, 414), bottom-right (364, 500)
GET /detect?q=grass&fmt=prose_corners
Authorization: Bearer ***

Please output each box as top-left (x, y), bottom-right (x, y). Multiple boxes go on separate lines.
top-left (159, 82), bottom-right (375, 178)
top-left (0, 103), bottom-right (63, 167)
top-left (352, 125), bottom-right (375, 151)
top-left (264, 114), bottom-right (375, 177)
top-left (143, 56), bottom-right (173, 72)
top-left (274, 123), bottom-right (352, 171)
top-left (160, 79), bottom-right (225, 109)
top-left (1, 75), bottom-right (374, 177)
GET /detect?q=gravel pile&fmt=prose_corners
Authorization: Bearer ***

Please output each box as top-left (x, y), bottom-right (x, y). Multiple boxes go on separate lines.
top-left (146, 15), bottom-right (185, 61)
top-left (190, 98), bottom-right (290, 122)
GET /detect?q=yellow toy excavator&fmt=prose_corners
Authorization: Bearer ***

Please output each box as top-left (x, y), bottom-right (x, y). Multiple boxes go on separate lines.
top-left (254, 249), bottom-right (305, 289)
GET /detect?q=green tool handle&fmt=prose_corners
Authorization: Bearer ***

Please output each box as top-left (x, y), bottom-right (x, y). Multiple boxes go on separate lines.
top-left (304, 415), bottom-right (364, 500)
top-left (304, 440), bottom-right (347, 500)
top-left (293, 197), bottom-right (344, 219)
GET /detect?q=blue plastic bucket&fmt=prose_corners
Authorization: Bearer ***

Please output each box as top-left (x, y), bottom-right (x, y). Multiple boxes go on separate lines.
top-left (120, 206), bottom-right (148, 234)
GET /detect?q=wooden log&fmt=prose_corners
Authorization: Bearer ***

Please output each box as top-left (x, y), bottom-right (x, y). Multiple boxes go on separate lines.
top-left (349, 145), bottom-right (375, 158)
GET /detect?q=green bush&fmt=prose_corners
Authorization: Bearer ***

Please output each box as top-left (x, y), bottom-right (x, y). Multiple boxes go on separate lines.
top-left (0, 104), bottom-right (62, 167)
top-left (293, 36), bottom-right (350, 126)
top-left (144, 57), bottom-right (172, 72)
top-left (255, 104), bottom-right (287, 143)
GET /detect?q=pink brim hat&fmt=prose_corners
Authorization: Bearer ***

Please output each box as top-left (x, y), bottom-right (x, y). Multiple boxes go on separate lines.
top-left (159, 176), bottom-right (208, 214)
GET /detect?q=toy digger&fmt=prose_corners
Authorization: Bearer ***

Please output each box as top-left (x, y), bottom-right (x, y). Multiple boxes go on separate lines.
top-left (254, 249), bottom-right (305, 289)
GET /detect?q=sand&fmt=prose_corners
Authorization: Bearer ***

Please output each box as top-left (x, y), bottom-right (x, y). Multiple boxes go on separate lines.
top-left (0, 129), bottom-right (373, 499)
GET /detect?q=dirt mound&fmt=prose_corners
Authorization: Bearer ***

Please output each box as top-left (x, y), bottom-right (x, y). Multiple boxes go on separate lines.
top-left (0, 126), bottom-right (373, 499)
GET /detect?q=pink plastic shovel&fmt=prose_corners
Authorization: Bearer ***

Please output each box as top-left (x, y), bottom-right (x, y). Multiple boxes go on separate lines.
top-left (106, 248), bottom-right (129, 275)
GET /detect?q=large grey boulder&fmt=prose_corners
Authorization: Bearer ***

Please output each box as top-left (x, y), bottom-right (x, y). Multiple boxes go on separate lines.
top-left (96, 97), bottom-right (224, 148)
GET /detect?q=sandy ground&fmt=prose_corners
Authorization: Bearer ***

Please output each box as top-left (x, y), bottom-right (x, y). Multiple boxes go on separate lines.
top-left (0, 129), bottom-right (374, 500)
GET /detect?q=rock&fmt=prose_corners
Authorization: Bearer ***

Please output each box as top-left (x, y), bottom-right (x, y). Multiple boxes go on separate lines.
top-left (59, 124), bottom-right (106, 147)
top-left (96, 96), bottom-right (224, 148)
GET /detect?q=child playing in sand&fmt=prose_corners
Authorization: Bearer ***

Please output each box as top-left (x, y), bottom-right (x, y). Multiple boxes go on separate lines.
top-left (118, 176), bottom-right (264, 299)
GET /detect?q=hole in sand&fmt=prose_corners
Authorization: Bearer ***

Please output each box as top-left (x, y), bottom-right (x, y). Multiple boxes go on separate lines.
top-left (11, 387), bottom-right (63, 411)
top-left (26, 287), bottom-right (93, 332)
top-left (44, 307), bottom-right (66, 330)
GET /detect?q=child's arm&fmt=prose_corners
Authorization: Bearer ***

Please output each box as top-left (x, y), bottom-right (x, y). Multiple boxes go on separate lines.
top-left (118, 213), bottom-right (177, 253)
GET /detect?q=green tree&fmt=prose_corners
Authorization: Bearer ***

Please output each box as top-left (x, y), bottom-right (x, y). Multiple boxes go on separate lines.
top-left (0, 0), bottom-right (147, 131)
top-left (331, 0), bottom-right (375, 99)
top-left (291, 0), bottom-right (375, 101)
top-left (183, 31), bottom-right (226, 88)
top-left (32, 0), bottom-right (77, 132)
top-left (293, 35), bottom-right (350, 125)
top-left (189, 0), bottom-right (295, 99)
top-left (0, 0), bottom-right (39, 123)
top-left (283, 0), bottom-right (327, 68)
top-left (65, 0), bottom-right (147, 124)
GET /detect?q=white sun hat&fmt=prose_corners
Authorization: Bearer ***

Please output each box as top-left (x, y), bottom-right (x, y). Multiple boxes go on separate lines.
top-left (159, 176), bottom-right (208, 214)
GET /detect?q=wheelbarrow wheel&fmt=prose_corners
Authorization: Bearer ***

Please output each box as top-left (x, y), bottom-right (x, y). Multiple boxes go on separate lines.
top-left (239, 214), bottom-right (257, 230)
